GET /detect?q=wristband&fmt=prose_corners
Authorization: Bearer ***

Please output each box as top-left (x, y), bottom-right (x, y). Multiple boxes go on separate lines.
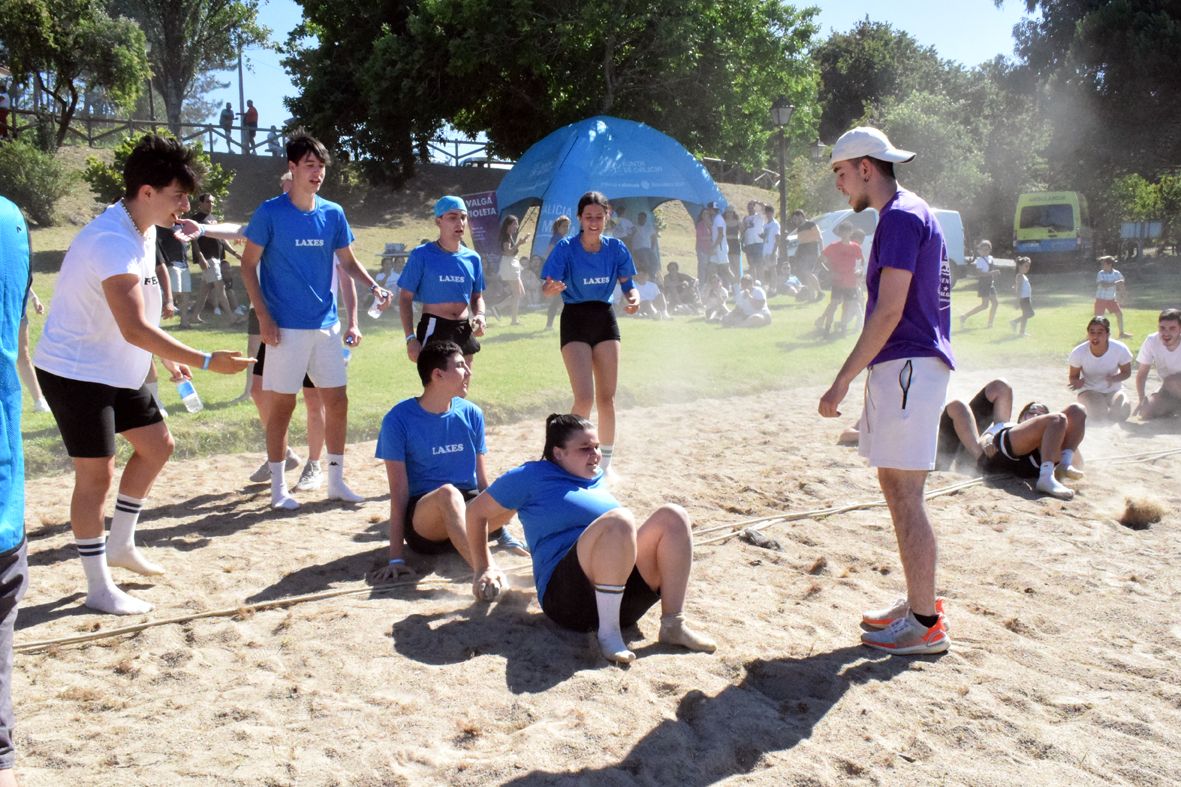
top-left (201, 352), bottom-right (212, 370)
top-left (196, 224), bottom-right (206, 238)
top-left (405, 334), bottom-right (417, 343)
top-left (387, 558), bottom-right (405, 566)
top-left (369, 283), bottom-right (380, 294)
top-left (620, 279), bottom-right (636, 294)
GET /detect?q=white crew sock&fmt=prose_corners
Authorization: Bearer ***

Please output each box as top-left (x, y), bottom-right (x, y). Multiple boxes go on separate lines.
top-left (106, 494), bottom-right (164, 576)
top-left (599, 444), bottom-right (614, 471)
top-left (594, 583), bottom-right (634, 663)
top-left (271, 461), bottom-right (299, 509)
top-left (75, 536), bottom-right (152, 615)
top-left (1059, 449), bottom-right (1074, 469)
top-left (326, 453), bottom-right (362, 502)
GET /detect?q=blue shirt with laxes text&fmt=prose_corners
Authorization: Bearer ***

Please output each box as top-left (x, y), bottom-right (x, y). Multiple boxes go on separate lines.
top-left (486, 460), bottom-right (620, 601)
top-left (541, 234), bottom-right (636, 304)
top-left (397, 242), bottom-right (485, 304)
top-left (375, 397), bottom-right (486, 498)
top-left (244, 194), bottom-right (355, 329)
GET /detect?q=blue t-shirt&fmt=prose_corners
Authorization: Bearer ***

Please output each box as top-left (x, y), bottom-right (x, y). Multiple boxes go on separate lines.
top-left (375, 397), bottom-right (486, 498)
top-left (486, 460), bottom-right (620, 600)
top-left (0, 197), bottom-right (29, 554)
top-left (865, 189), bottom-right (955, 370)
top-left (244, 194), bottom-right (355, 329)
top-left (541, 234), bottom-right (636, 304)
top-left (397, 242), bottom-right (485, 305)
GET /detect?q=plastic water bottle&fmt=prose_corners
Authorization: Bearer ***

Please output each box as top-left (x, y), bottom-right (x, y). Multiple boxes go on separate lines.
top-left (176, 379), bottom-right (203, 413)
top-left (367, 290), bottom-right (387, 319)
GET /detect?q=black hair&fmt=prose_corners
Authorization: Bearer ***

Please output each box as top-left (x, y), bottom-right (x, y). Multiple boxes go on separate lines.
top-left (416, 340), bottom-right (463, 386)
top-left (1018, 401), bottom-right (1049, 422)
top-left (197, 192), bottom-right (212, 204)
top-left (857, 156), bottom-right (896, 179)
top-left (1159, 307), bottom-right (1181, 325)
top-left (286, 130), bottom-right (331, 166)
top-left (542, 413), bottom-right (594, 461)
top-left (1087, 316), bottom-right (1111, 334)
top-left (123, 134), bottom-right (198, 199)
top-left (577, 191), bottom-right (610, 217)
top-left (551, 215), bottom-right (571, 233)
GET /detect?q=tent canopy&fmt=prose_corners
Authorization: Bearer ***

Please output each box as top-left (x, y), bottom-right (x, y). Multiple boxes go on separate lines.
top-left (495, 115), bottom-right (728, 257)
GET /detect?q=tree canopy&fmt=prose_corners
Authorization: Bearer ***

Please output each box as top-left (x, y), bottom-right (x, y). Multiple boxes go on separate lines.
top-left (284, 0), bottom-right (821, 184)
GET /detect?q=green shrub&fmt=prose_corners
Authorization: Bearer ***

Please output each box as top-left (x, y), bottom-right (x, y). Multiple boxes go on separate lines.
top-left (83, 132), bottom-right (234, 205)
top-left (0, 140), bottom-right (75, 225)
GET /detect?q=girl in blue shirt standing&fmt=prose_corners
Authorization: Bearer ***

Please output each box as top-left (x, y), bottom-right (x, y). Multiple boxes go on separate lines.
top-left (465, 414), bottom-right (716, 664)
top-left (540, 192), bottom-right (638, 471)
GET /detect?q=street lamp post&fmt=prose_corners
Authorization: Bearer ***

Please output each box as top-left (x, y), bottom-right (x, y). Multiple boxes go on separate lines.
top-left (770, 96), bottom-right (795, 260)
top-left (145, 42), bottom-right (155, 129)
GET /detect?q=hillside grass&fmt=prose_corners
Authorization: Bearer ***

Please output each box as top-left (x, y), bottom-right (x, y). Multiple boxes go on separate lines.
top-left (20, 149), bottom-right (1181, 477)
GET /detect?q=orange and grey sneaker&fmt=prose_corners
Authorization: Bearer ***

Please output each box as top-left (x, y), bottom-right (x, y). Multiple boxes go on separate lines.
top-left (861, 611), bottom-right (950, 655)
top-left (862, 596), bottom-right (947, 630)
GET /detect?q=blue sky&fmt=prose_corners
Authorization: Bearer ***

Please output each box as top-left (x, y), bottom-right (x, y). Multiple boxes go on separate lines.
top-left (205, 0), bottom-right (1031, 130)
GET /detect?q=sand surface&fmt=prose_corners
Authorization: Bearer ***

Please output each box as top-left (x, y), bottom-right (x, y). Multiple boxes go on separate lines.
top-left (13, 365), bottom-right (1181, 785)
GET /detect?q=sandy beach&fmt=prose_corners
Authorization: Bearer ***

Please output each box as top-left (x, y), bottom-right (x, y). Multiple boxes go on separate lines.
top-left (12, 364), bottom-right (1181, 785)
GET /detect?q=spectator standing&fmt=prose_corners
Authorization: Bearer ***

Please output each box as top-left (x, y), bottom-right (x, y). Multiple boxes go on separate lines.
top-left (189, 193), bottom-right (242, 325)
top-left (1009, 256), bottom-right (1034, 337)
top-left (710, 202), bottom-right (730, 284)
top-left (816, 222), bottom-right (861, 336)
top-left (157, 221), bottom-right (194, 328)
top-left (0, 194), bottom-right (31, 780)
top-left (723, 206), bottom-right (741, 281)
top-left (761, 205), bottom-right (780, 283)
top-left (218, 103), bottom-right (235, 152)
top-left (694, 204), bottom-right (715, 285)
top-left (243, 100), bottom-right (259, 153)
top-left (960, 240), bottom-right (998, 329)
top-left (630, 212), bottom-right (659, 277)
top-left (741, 201), bottom-right (765, 282)
top-left (790, 209), bottom-right (823, 301)
top-left (1133, 308), bottom-right (1181, 419)
top-left (1094, 255), bottom-right (1133, 339)
top-left (497, 215), bottom-right (528, 326)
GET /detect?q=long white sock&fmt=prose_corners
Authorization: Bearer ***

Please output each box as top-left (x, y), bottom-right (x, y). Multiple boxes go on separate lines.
top-left (326, 453), bottom-right (362, 502)
top-left (1038, 461), bottom-right (1054, 482)
top-left (599, 444), bottom-right (614, 471)
top-left (271, 461), bottom-right (299, 509)
top-left (594, 583), bottom-right (634, 663)
top-left (106, 494), bottom-right (164, 576)
top-left (76, 536), bottom-right (152, 615)
top-left (1059, 448), bottom-right (1074, 469)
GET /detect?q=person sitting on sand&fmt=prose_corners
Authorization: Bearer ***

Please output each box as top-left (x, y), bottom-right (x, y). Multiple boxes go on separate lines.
top-left (372, 341), bottom-right (527, 583)
top-left (970, 400), bottom-right (1086, 500)
top-left (1133, 307), bottom-right (1181, 420)
top-left (465, 413), bottom-right (716, 664)
top-left (1069, 316), bottom-right (1133, 422)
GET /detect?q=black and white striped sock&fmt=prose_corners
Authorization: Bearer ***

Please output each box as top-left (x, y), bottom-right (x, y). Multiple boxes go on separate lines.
top-left (109, 494), bottom-right (145, 553)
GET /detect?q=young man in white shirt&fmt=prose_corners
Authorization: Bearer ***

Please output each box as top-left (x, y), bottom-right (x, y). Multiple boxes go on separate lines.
top-left (1134, 308), bottom-right (1181, 419)
top-left (34, 135), bottom-right (253, 614)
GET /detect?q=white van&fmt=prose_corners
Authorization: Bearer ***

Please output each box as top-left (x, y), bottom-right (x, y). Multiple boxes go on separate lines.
top-left (786, 207), bottom-right (967, 270)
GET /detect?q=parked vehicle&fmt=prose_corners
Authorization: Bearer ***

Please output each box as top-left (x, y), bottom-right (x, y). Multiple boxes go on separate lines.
top-left (1013, 191), bottom-right (1093, 262)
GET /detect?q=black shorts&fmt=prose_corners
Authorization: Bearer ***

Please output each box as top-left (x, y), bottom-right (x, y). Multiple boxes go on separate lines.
top-left (936, 386), bottom-right (996, 471)
top-left (541, 543), bottom-right (660, 632)
top-left (794, 250), bottom-right (818, 275)
top-left (976, 277), bottom-right (996, 299)
top-left (36, 368), bottom-right (163, 458)
top-left (980, 427), bottom-right (1041, 479)
top-left (560, 300), bottom-right (621, 348)
top-left (417, 314), bottom-right (481, 356)
top-left (1020, 297), bottom-right (1035, 318)
top-left (403, 488), bottom-right (503, 554)
top-left (830, 285), bottom-right (859, 303)
top-left (253, 343), bottom-right (314, 388)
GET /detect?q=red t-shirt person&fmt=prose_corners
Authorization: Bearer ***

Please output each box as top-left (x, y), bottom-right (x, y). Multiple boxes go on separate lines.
top-left (823, 240), bottom-right (862, 289)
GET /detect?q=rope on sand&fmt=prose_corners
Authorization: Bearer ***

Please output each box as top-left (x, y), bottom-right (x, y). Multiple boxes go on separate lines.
top-left (695, 446), bottom-right (1181, 547)
top-left (15, 560), bottom-right (535, 654)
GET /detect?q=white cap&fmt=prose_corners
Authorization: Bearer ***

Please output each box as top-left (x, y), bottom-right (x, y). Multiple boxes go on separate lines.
top-left (830, 126), bottom-right (915, 164)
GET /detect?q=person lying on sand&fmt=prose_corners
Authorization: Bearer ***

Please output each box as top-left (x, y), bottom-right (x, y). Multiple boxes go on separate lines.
top-left (465, 413), bottom-right (716, 664)
top-left (371, 341), bottom-right (527, 584)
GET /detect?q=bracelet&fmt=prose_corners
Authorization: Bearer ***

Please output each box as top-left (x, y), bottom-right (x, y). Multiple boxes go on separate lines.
top-left (201, 352), bottom-right (212, 370)
top-left (405, 334), bottom-right (417, 343)
top-left (196, 224), bottom-right (206, 238)
top-left (387, 558), bottom-right (405, 566)
top-left (369, 283), bottom-right (380, 294)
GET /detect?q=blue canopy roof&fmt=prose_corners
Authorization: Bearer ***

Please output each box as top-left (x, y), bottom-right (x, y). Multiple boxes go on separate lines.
top-left (496, 116), bottom-right (727, 256)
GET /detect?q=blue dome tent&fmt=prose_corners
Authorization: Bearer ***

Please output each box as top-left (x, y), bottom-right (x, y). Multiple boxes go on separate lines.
top-left (495, 116), bottom-right (728, 258)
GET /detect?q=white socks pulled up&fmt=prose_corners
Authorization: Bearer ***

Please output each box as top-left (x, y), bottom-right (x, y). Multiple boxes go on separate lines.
top-left (76, 536), bottom-right (152, 615)
top-left (106, 494), bottom-right (164, 576)
top-left (594, 583), bottom-right (634, 663)
top-left (325, 453), bottom-right (362, 503)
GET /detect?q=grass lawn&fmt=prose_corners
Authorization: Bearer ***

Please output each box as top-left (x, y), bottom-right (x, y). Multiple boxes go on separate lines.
top-left (21, 225), bottom-right (1178, 478)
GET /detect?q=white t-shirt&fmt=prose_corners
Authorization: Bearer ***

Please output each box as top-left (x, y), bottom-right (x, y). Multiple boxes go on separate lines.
top-left (973, 255), bottom-right (993, 273)
top-left (635, 279), bottom-right (661, 303)
top-left (1137, 332), bottom-right (1181, 381)
top-left (762, 218), bottom-right (780, 258)
top-left (1017, 274), bottom-right (1031, 299)
top-left (630, 222), bottom-right (655, 251)
top-left (611, 217), bottom-right (634, 242)
top-left (741, 214), bottom-right (765, 246)
top-left (711, 213), bottom-right (728, 259)
top-left (1068, 339), bottom-right (1133, 394)
top-left (34, 202), bottom-right (162, 389)
top-left (1095, 269), bottom-right (1123, 300)
top-left (736, 285), bottom-right (769, 317)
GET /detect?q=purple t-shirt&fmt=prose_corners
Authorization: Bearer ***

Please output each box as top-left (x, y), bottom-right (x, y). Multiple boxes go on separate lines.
top-left (865, 189), bottom-right (955, 370)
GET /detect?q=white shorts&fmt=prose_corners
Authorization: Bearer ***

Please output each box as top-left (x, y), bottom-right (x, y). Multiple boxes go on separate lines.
top-left (167, 266), bottom-right (192, 294)
top-left (858, 356), bottom-right (951, 471)
top-left (499, 256), bottom-right (522, 283)
top-left (262, 323), bottom-right (347, 394)
top-left (202, 263), bottom-right (223, 284)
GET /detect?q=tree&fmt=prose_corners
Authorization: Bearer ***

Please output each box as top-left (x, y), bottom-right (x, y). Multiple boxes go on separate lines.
top-left (82, 132), bottom-right (234, 205)
top-left (0, 0), bottom-right (149, 147)
top-left (111, 0), bottom-right (269, 134)
top-left (284, 0), bottom-right (821, 184)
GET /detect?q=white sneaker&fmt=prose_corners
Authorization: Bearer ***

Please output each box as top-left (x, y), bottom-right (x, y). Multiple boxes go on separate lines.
top-left (294, 461), bottom-right (323, 492)
top-left (249, 460), bottom-right (271, 483)
top-left (284, 447), bottom-right (302, 472)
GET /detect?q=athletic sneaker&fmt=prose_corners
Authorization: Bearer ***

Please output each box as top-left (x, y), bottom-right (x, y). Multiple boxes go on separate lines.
top-left (248, 447), bottom-right (302, 483)
top-left (294, 460), bottom-right (323, 492)
top-left (861, 611), bottom-right (949, 655)
top-left (495, 527), bottom-right (530, 555)
top-left (862, 596), bottom-right (947, 630)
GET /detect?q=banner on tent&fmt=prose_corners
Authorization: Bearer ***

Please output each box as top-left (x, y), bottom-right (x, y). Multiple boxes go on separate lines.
top-left (462, 191), bottom-right (501, 263)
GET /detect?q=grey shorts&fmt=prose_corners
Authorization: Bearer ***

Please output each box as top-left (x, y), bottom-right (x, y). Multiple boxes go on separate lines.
top-left (0, 540), bottom-right (29, 770)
